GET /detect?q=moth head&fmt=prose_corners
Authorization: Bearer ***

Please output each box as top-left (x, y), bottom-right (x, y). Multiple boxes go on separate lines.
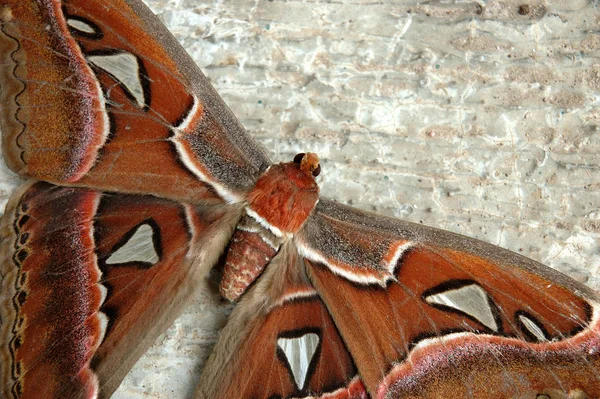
top-left (293, 152), bottom-right (321, 177)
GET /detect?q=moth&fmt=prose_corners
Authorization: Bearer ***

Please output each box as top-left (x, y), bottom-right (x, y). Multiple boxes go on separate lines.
top-left (0, 0), bottom-right (599, 398)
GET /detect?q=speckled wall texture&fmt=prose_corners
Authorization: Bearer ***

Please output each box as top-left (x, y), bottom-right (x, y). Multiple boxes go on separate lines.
top-left (1, 0), bottom-right (599, 397)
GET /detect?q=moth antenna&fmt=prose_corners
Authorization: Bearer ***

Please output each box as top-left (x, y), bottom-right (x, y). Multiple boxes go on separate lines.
top-left (299, 152), bottom-right (320, 177)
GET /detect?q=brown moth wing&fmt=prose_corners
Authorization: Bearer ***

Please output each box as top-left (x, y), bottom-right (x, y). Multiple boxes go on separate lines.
top-left (298, 199), bottom-right (600, 398)
top-left (0, 0), bottom-right (270, 203)
top-left (197, 246), bottom-right (368, 399)
top-left (0, 182), bottom-right (238, 399)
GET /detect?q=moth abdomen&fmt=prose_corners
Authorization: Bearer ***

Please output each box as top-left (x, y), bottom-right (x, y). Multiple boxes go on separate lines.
top-left (220, 213), bottom-right (283, 301)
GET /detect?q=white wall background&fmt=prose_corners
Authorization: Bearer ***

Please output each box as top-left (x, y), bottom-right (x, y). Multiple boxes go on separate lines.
top-left (2, 0), bottom-right (600, 397)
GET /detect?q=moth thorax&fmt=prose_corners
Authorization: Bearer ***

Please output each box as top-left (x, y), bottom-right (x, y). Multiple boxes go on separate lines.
top-left (220, 213), bottom-right (283, 301)
top-left (246, 162), bottom-right (319, 235)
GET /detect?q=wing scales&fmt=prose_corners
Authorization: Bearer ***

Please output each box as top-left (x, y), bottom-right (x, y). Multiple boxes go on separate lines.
top-left (300, 199), bottom-right (600, 397)
top-left (0, 182), bottom-right (235, 398)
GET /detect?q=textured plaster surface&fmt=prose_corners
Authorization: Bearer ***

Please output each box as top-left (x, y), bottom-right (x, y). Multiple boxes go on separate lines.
top-left (2, 0), bottom-right (600, 397)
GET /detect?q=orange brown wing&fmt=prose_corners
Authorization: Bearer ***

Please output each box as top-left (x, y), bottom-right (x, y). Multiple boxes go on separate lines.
top-left (0, 181), bottom-right (235, 398)
top-left (297, 199), bottom-right (600, 397)
top-left (0, 0), bottom-right (270, 203)
top-left (197, 251), bottom-right (368, 399)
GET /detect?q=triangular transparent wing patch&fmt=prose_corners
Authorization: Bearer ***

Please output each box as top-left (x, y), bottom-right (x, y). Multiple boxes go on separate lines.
top-left (277, 332), bottom-right (320, 390)
top-left (67, 18), bottom-right (98, 35)
top-left (424, 283), bottom-right (498, 331)
top-left (518, 313), bottom-right (549, 342)
top-left (88, 52), bottom-right (147, 108)
top-left (106, 223), bottom-right (159, 266)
